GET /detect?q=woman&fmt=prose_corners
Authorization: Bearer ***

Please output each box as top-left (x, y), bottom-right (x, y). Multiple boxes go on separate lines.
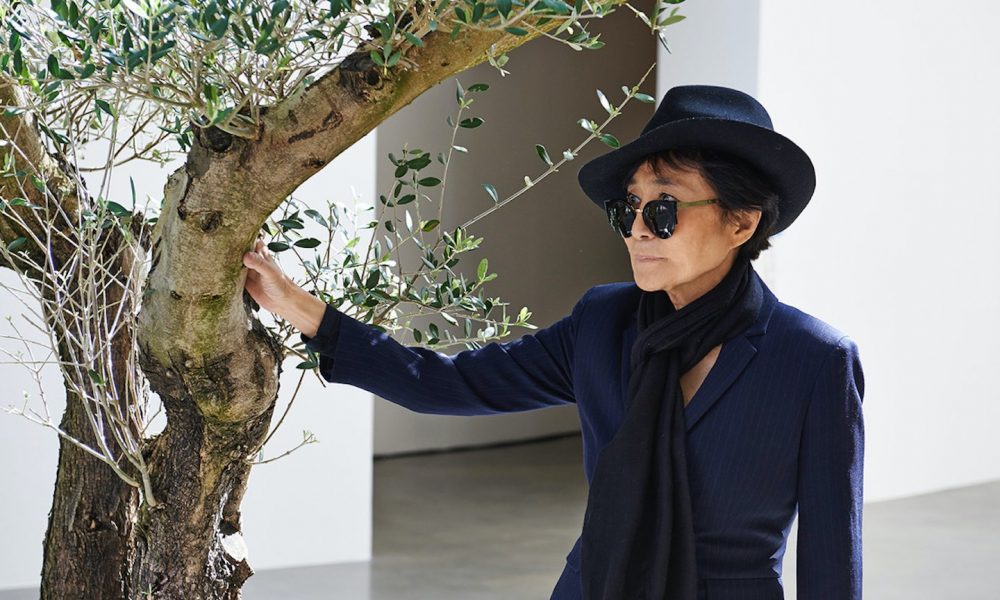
top-left (243, 85), bottom-right (865, 600)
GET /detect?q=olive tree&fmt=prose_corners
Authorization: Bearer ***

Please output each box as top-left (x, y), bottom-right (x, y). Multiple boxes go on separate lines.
top-left (0, 0), bottom-right (683, 597)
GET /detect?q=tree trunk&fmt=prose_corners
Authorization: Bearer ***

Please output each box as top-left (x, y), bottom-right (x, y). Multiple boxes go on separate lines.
top-left (40, 388), bottom-right (139, 599)
top-left (127, 313), bottom-right (280, 598)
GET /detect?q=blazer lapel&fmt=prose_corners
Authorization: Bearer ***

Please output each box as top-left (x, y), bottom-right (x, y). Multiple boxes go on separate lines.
top-left (618, 271), bottom-right (779, 433)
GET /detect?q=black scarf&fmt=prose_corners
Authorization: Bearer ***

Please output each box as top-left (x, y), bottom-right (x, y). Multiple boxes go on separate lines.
top-left (579, 253), bottom-right (763, 599)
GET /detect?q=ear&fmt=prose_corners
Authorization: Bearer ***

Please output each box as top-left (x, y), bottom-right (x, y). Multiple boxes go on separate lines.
top-left (729, 209), bottom-right (762, 247)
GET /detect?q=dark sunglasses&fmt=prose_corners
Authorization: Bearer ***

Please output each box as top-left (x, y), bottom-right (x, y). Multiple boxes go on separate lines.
top-left (604, 192), bottom-right (720, 239)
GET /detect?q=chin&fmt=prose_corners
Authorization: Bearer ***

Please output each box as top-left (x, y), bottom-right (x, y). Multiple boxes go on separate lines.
top-left (632, 274), bottom-right (666, 293)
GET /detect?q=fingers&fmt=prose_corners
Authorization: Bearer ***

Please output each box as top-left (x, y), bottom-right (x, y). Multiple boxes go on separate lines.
top-left (243, 237), bottom-right (272, 271)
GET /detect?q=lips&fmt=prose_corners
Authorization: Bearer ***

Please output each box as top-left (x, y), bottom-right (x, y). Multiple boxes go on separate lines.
top-left (635, 255), bottom-right (663, 261)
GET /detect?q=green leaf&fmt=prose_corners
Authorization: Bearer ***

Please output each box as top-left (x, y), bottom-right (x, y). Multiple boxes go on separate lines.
top-left (105, 201), bottom-right (130, 217)
top-left (6, 236), bottom-right (27, 251)
top-left (659, 14), bottom-right (686, 26)
top-left (497, 0), bottom-right (512, 17)
top-left (598, 133), bottom-right (621, 148)
top-left (504, 26), bottom-right (528, 36)
top-left (421, 219), bottom-right (440, 232)
top-left (477, 258), bottom-right (488, 282)
top-left (267, 241), bottom-right (289, 252)
top-left (482, 183), bottom-right (498, 203)
top-left (403, 31), bottom-right (424, 47)
top-left (417, 177), bottom-right (441, 187)
top-left (293, 237), bottom-right (321, 248)
top-left (87, 368), bottom-right (105, 386)
top-left (459, 117), bottom-right (484, 129)
top-left (535, 143), bottom-right (553, 166)
top-left (634, 92), bottom-right (655, 103)
top-left (577, 118), bottom-right (597, 133)
top-left (468, 83), bottom-right (490, 93)
top-left (596, 89), bottom-right (612, 114)
top-left (278, 218), bottom-right (304, 230)
top-left (304, 209), bottom-right (328, 228)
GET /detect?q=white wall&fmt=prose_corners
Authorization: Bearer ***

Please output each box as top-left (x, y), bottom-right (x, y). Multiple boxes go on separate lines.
top-left (756, 1), bottom-right (1000, 501)
top-left (0, 131), bottom-right (375, 590)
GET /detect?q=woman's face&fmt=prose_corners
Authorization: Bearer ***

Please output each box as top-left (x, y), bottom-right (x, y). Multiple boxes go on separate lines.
top-left (623, 159), bottom-right (759, 309)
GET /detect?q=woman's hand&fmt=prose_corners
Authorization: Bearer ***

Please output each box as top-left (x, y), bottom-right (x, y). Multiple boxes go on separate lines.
top-left (242, 238), bottom-right (293, 315)
top-left (242, 237), bottom-right (328, 338)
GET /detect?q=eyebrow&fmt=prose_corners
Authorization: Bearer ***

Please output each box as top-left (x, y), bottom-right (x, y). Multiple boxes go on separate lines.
top-left (626, 176), bottom-right (675, 187)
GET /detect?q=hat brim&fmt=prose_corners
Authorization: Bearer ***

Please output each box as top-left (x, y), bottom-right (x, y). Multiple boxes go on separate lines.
top-left (577, 117), bottom-right (816, 236)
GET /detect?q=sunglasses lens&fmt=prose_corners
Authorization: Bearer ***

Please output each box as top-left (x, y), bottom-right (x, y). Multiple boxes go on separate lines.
top-left (605, 200), bottom-right (635, 237)
top-left (647, 201), bottom-right (676, 236)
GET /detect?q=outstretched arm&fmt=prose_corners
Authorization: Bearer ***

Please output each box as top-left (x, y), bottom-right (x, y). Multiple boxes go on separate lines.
top-left (243, 235), bottom-right (590, 415)
top-left (298, 288), bottom-right (591, 415)
top-left (796, 334), bottom-right (866, 599)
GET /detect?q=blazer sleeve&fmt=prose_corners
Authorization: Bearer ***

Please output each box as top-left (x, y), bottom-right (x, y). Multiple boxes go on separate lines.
top-left (796, 334), bottom-right (866, 599)
top-left (297, 287), bottom-right (594, 416)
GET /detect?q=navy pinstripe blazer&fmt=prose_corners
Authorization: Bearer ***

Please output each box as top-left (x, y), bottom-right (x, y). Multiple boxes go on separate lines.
top-left (300, 269), bottom-right (865, 600)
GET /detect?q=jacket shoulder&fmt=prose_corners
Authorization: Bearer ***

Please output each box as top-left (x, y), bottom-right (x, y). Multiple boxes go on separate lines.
top-left (769, 300), bottom-right (856, 354)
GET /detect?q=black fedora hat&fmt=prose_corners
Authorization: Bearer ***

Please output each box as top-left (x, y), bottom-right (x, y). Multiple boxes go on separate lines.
top-left (577, 84), bottom-right (816, 236)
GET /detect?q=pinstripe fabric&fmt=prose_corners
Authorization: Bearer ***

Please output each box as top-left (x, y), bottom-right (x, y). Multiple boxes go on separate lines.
top-left (300, 270), bottom-right (865, 599)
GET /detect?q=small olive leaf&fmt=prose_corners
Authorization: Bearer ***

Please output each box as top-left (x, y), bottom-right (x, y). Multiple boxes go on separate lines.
top-left (497, 0), bottom-right (512, 17)
top-left (659, 14), bottom-right (686, 27)
top-left (267, 241), bottom-right (289, 252)
top-left (468, 83), bottom-right (490, 93)
top-left (403, 31), bottom-right (424, 47)
top-left (596, 89), bottom-right (612, 114)
top-left (6, 237), bottom-right (27, 251)
top-left (304, 209), bottom-right (328, 228)
top-left (413, 328), bottom-right (422, 343)
top-left (418, 177), bottom-right (441, 187)
top-left (421, 219), bottom-right (440, 232)
top-left (504, 26), bottom-right (528, 35)
top-left (87, 368), bottom-right (105, 386)
top-left (404, 210), bottom-right (413, 231)
top-left (105, 201), bottom-right (130, 217)
top-left (95, 98), bottom-right (115, 117)
top-left (577, 117), bottom-right (596, 133)
top-left (563, 149), bottom-right (576, 160)
top-left (455, 79), bottom-right (465, 103)
top-left (442, 312), bottom-right (459, 326)
top-left (535, 143), bottom-right (553, 166)
top-left (452, 145), bottom-right (468, 153)
top-left (524, 175), bottom-right (534, 187)
top-left (477, 258), bottom-right (488, 282)
top-left (598, 133), bottom-right (620, 148)
top-left (293, 237), bottom-right (321, 248)
top-left (634, 92), bottom-right (655, 103)
top-left (459, 116), bottom-right (484, 128)
top-left (483, 183), bottom-right (498, 203)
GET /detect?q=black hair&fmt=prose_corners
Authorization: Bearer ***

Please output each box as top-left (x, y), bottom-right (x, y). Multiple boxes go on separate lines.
top-left (619, 147), bottom-right (781, 262)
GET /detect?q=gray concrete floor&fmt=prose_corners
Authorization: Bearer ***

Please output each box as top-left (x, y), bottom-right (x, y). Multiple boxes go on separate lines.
top-left (3, 434), bottom-right (999, 599)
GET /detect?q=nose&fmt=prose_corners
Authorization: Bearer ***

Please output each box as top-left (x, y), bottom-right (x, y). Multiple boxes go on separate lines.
top-left (629, 203), bottom-right (656, 239)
